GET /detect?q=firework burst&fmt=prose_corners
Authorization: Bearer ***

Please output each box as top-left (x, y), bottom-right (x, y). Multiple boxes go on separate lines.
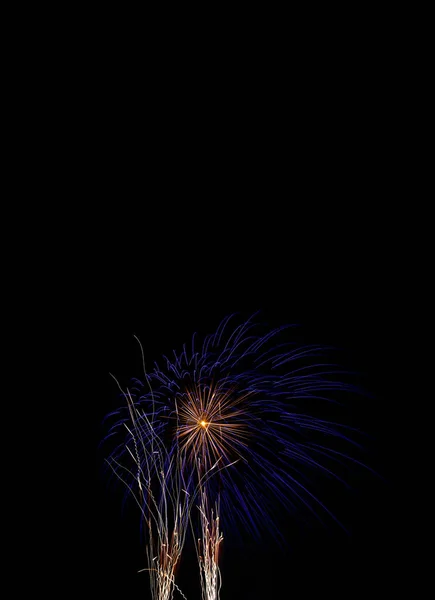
top-left (102, 314), bottom-right (369, 596)
top-left (175, 381), bottom-right (251, 468)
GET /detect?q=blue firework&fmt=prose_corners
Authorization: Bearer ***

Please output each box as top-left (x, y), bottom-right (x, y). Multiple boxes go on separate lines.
top-left (102, 313), bottom-right (367, 541)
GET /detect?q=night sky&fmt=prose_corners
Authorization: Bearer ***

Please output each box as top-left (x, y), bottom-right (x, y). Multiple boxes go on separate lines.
top-left (24, 14), bottom-right (404, 597)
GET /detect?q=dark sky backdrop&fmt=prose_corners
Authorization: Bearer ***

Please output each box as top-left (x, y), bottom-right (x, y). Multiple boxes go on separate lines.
top-left (89, 235), bottom-right (396, 599)
top-left (25, 16), bottom-right (405, 597)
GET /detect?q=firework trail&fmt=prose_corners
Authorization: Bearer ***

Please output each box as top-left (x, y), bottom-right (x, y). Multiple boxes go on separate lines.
top-left (195, 491), bottom-right (222, 600)
top-left (105, 374), bottom-right (195, 600)
top-left (103, 314), bottom-right (368, 595)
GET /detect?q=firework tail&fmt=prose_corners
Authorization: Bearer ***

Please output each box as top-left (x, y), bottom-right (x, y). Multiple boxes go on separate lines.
top-left (194, 489), bottom-right (223, 600)
top-left (107, 380), bottom-right (191, 600)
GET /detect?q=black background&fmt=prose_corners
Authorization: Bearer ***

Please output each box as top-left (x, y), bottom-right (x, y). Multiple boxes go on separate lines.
top-left (13, 9), bottom-right (412, 597)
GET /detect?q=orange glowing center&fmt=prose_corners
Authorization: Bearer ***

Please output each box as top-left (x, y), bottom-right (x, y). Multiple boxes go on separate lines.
top-left (200, 420), bottom-right (207, 428)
